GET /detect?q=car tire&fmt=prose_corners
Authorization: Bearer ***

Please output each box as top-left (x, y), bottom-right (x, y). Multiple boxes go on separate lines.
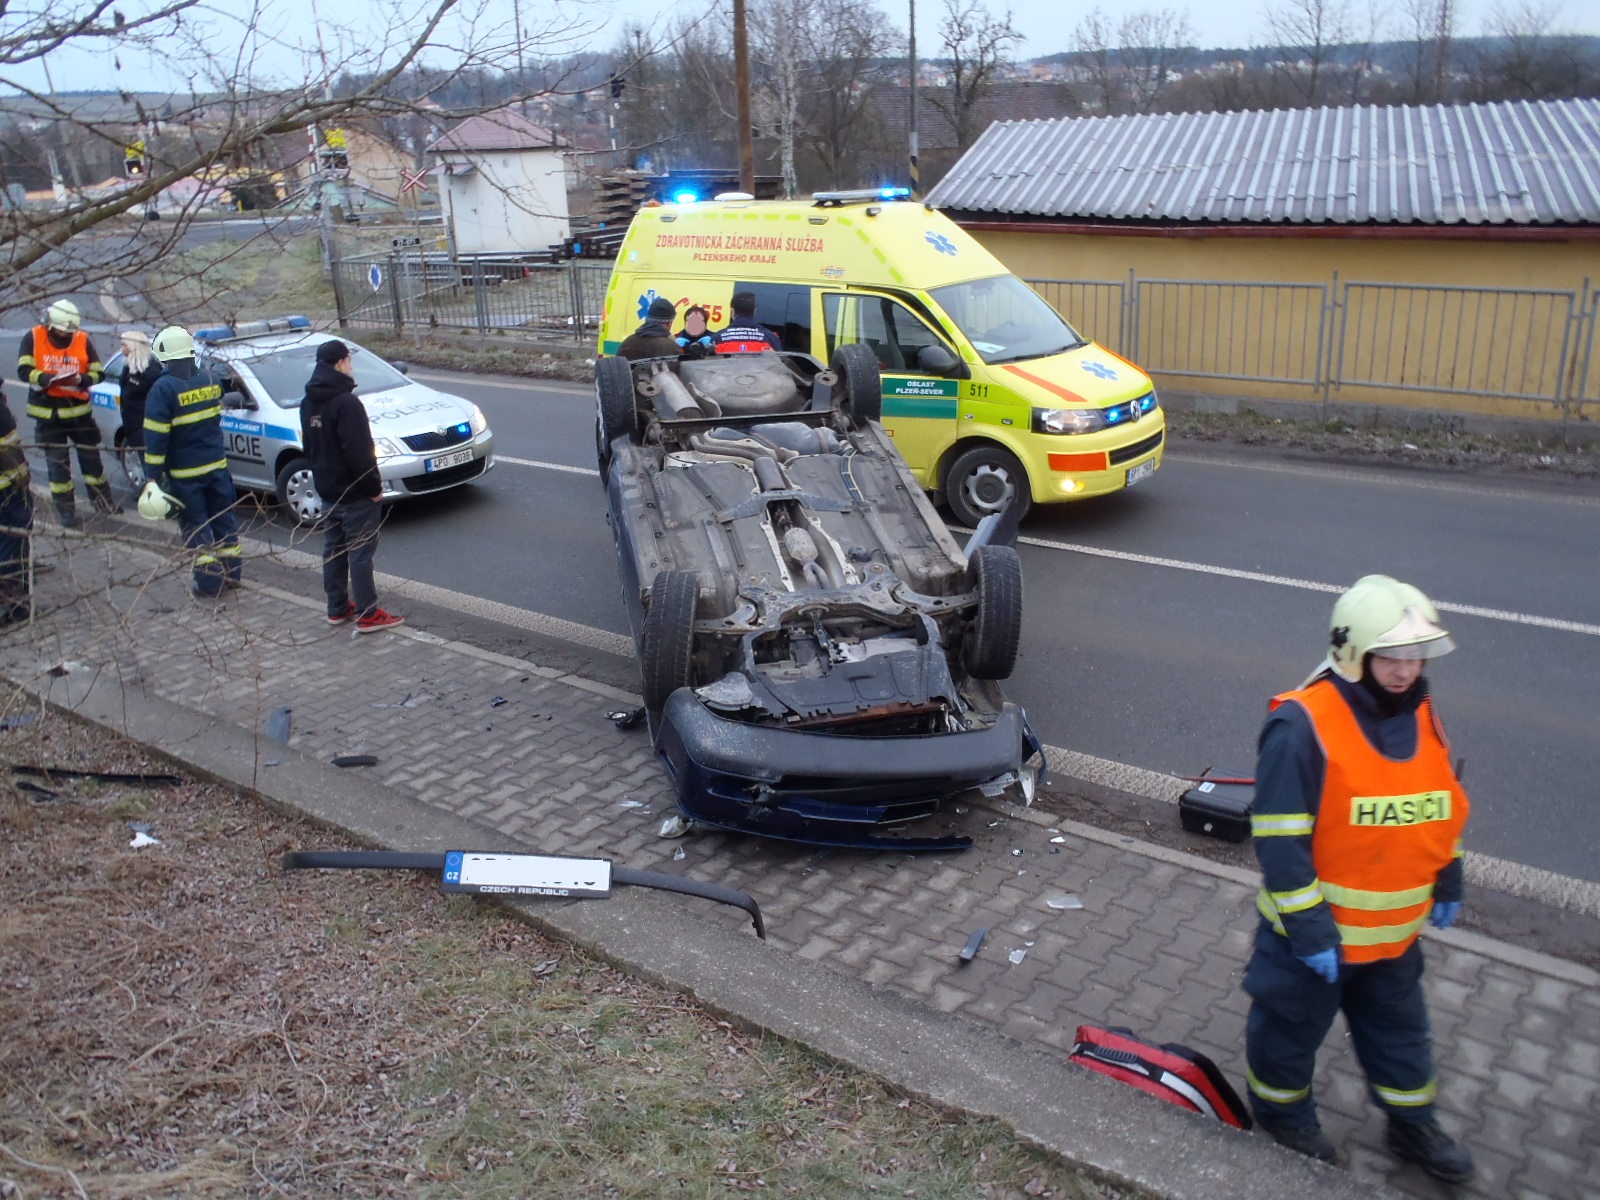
top-left (963, 544), bottom-right (1023, 680)
top-left (275, 456), bottom-right (326, 525)
top-left (596, 356), bottom-right (639, 472)
top-left (641, 569), bottom-right (698, 712)
top-left (945, 444), bottom-right (1032, 529)
top-left (115, 434), bottom-right (147, 490)
top-left (831, 343), bottom-right (881, 428)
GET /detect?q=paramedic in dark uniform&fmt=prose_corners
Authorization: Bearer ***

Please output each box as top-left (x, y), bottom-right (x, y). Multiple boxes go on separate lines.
top-left (1243, 574), bottom-right (1473, 1184)
top-left (142, 326), bottom-right (242, 597)
top-left (713, 291), bottom-right (781, 352)
top-left (16, 299), bottom-right (117, 526)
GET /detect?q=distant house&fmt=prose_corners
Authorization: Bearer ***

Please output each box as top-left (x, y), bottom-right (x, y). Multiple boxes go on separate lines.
top-left (928, 98), bottom-right (1600, 423)
top-left (427, 107), bottom-right (571, 256)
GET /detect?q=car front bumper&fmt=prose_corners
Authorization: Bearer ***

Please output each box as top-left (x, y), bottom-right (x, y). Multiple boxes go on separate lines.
top-left (377, 432), bottom-right (495, 500)
top-left (653, 689), bottom-right (1043, 850)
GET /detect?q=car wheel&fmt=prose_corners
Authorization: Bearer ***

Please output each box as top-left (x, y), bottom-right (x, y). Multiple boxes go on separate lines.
top-left (945, 444), bottom-right (1032, 529)
top-left (831, 342), bottom-right (881, 428)
top-left (640, 569), bottom-right (698, 711)
top-left (274, 457), bottom-right (326, 525)
top-left (115, 435), bottom-right (147, 489)
top-left (963, 544), bottom-right (1023, 680)
top-left (596, 356), bottom-right (639, 473)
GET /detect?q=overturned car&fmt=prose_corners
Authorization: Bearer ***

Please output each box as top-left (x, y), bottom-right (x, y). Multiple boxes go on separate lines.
top-left (598, 345), bottom-right (1044, 851)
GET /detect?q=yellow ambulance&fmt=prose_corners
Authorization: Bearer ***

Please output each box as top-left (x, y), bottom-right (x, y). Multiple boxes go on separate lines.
top-left (598, 189), bottom-right (1164, 526)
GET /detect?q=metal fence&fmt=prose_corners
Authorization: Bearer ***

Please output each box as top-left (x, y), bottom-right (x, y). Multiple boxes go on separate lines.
top-left (328, 248), bottom-right (1597, 419)
top-left (1027, 271), bottom-right (1597, 420)
top-left (332, 253), bottom-right (613, 343)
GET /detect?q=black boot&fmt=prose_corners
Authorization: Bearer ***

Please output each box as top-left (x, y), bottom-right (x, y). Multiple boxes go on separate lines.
top-left (1386, 1116), bottom-right (1475, 1183)
top-left (54, 502), bottom-right (79, 529)
top-left (1258, 1116), bottom-right (1337, 1163)
top-left (91, 484), bottom-right (123, 515)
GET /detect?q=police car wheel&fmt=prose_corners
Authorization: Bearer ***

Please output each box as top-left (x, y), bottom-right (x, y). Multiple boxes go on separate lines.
top-left (115, 437), bottom-right (146, 489)
top-left (275, 457), bottom-right (326, 525)
top-left (945, 445), bottom-right (1032, 530)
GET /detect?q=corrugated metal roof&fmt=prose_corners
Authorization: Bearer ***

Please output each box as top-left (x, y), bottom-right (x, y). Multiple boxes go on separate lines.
top-left (926, 99), bottom-right (1600, 226)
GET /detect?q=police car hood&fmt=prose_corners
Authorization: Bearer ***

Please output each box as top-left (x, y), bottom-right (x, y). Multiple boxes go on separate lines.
top-left (357, 381), bottom-right (474, 433)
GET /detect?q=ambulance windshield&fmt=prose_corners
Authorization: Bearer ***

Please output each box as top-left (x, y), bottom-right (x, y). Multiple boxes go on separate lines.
top-left (929, 275), bottom-right (1085, 365)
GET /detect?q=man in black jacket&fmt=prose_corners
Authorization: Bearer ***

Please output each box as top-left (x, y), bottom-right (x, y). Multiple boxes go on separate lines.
top-left (617, 296), bottom-right (681, 360)
top-left (299, 339), bottom-right (403, 634)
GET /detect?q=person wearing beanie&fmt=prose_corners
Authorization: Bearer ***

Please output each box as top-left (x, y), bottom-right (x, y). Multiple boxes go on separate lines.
top-left (1242, 575), bottom-right (1473, 1184)
top-left (299, 338), bottom-right (403, 634)
top-left (117, 328), bottom-right (163, 476)
top-left (617, 295), bottom-right (682, 360)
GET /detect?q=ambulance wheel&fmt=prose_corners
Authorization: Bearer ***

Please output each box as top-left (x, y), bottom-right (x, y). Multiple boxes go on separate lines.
top-left (275, 456), bottom-right (326, 525)
top-left (596, 356), bottom-right (638, 472)
top-left (830, 343), bottom-right (881, 428)
top-left (945, 444), bottom-right (1032, 529)
top-left (963, 544), bottom-right (1023, 680)
top-left (641, 570), bottom-right (698, 712)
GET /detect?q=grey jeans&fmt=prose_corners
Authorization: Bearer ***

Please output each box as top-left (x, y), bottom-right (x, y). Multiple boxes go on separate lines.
top-left (322, 495), bottom-right (383, 618)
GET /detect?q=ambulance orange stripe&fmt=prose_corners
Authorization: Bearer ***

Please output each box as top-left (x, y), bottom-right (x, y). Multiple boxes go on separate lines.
top-left (1002, 362), bottom-right (1086, 404)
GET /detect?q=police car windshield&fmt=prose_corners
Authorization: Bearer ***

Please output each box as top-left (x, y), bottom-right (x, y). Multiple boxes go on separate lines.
top-left (929, 275), bottom-right (1084, 365)
top-left (230, 341), bottom-right (410, 407)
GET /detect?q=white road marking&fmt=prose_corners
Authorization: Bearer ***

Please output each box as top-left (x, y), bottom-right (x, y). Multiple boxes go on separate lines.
top-left (410, 370), bottom-right (589, 394)
top-left (495, 454), bottom-right (596, 475)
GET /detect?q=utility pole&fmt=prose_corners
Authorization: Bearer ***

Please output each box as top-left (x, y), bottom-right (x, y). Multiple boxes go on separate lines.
top-left (908, 0), bottom-right (919, 198)
top-left (734, 0), bottom-right (755, 193)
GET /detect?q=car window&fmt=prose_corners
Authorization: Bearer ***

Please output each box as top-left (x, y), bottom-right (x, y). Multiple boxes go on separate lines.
top-left (733, 281), bottom-right (812, 351)
top-left (102, 351), bottom-right (127, 379)
top-left (822, 293), bottom-right (946, 373)
top-left (929, 275), bottom-right (1083, 365)
top-left (223, 342), bottom-right (410, 409)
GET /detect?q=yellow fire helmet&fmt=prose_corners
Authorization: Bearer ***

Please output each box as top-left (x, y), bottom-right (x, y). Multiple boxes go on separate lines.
top-left (46, 299), bottom-right (81, 332)
top-left (137, 478), bottom-right (184, 521)
top-left (1327, 574), bottom-right (1455, 682)
top-left (152, 325), bottom-right (196, 362)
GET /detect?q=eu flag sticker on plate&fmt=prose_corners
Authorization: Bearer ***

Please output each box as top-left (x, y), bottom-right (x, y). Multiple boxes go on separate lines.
top-left (442, 851), bottom-right (613, 897)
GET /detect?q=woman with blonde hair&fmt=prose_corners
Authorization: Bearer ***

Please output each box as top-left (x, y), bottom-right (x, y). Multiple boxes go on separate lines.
top-left (118, 328), bottom-right (163, 475)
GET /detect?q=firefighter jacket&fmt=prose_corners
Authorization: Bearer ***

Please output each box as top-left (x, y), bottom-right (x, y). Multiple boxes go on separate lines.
top-left (1252, 673), bottom-right (1467, 964)
top-left (18, 326), bottom-right (103, 421)
top-left (0, 395), bottom-right (28, 495)
top-left (143, 365), bottom-right (229, 480)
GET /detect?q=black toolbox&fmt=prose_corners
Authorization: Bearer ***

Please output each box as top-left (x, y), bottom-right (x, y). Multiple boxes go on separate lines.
top-left (1179, 770), bottom-right (1254, 842)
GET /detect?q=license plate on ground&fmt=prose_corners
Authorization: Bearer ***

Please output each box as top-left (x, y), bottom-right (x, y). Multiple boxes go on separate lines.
top-left (442, 851), bottom-right (612, 897)
top-left (1126, 459), bottom-right (1158, 486)
top-left (427, 448), bottom-right (473, 472)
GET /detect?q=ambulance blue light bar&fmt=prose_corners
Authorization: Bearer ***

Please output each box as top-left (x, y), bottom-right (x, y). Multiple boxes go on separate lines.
top-left (812, 188), bottom-right (914, 207)
top-left (195, 315), bottom-right (313, 343)
top-left (672, 190), bottom-right (699, 204)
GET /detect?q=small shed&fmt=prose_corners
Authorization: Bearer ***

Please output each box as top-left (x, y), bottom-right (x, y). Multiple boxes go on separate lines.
top-left (427, 107), bottom-right (571, 255)
top-left (928, 99), bottom-right (1600, 424)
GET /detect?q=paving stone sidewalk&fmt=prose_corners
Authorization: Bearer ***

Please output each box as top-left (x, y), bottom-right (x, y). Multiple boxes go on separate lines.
top-left (5, 529), bottom-right (1596, 1200)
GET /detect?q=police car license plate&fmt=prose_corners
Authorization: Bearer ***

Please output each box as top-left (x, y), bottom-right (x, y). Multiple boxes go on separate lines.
top-left (427, 449), bottom-right (473, 472)
top-left (1126, 459), bottom-right (1157, 486)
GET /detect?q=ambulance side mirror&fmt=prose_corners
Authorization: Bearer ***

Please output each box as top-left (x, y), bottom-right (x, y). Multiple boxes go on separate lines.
top-left (917, 344), bottom-right (968, 379)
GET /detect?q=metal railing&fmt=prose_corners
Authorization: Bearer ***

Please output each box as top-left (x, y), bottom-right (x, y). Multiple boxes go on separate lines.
top-left (1025, 272), bottom-right (1595, 422)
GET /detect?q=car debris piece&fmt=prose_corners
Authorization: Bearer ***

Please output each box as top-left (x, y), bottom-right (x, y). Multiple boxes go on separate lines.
top-left (658, 814), bottom-right (692, 839)
top-left (489, 696), bottom-right (508, 708)
top-left (281, 849), bottom-right (765, 938)
top-left (129, 830), bottom-right (161, 848)
top-left (13, 765), bottom-right (183, 787)
top-left (959, 927), bottom-right (988, 963)
top-left (1047, 894), bottom-right (1084, 910)
top-left (16, 780), bottom-right (60, 801)
top-left (331, 754), bottom-right (378, 768)
top-left (597, 347), bottom-right (1044, 852)
top-left (608, 707), bottom-right (646, 731)
top-left (265, 706), bottom-right (292, 742)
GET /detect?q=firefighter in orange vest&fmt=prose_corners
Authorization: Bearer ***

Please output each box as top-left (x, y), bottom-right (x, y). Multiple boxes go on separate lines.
top-left (17, 299), bottom-right (119, 527)
top-left (1244, 575), bottom-right (1473, 1184)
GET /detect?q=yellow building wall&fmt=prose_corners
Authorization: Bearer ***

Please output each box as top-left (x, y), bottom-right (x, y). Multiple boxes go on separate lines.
top-left (968, 228), bottom-right (1600, 423)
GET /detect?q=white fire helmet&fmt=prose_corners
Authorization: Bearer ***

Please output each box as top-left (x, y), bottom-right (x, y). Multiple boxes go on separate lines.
top-left (1328, 574), bottom-right (1454, 682)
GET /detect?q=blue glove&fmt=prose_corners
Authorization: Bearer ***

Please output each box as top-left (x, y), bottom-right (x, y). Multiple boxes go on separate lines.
top-left (1430, 901), bottom-right (1461, 929)
top-left (1298, 947), bottom-right (1340, 983)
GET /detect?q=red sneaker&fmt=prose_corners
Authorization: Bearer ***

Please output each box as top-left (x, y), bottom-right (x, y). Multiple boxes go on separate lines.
top-left (327, 602), bottom-right (357, 625)
top-left (355, 607), bottom-right (405, 635)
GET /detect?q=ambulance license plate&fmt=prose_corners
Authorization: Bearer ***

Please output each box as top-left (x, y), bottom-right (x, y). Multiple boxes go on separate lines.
top-left (1126, 459), bottom-right (1157, 486)
top-left (427, 449), bottom-right (473, 472)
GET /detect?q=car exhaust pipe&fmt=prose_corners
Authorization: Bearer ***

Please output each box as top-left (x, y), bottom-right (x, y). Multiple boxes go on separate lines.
top-left (643, 365), bottom-right (706, 420)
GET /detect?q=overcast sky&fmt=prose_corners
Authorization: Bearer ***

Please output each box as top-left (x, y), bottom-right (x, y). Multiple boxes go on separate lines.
top-left (5, 0), bottom-right (1598, 95)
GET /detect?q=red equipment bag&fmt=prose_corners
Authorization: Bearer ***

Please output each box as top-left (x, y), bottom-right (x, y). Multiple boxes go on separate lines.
top-left (1069, 1025), bottom-right (1253, 1129)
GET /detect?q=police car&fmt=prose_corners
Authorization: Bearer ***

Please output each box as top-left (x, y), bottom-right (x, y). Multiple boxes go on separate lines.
top-left (90, 316), bottom-right (494, 522)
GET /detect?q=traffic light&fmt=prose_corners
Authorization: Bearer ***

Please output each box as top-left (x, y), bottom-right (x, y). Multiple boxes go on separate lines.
top-left (609, 74), bottom-right (625, 99)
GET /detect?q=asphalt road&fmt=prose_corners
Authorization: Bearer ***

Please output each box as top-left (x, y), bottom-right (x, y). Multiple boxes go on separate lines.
top-left (14, 364), bottom-right (1600, 887)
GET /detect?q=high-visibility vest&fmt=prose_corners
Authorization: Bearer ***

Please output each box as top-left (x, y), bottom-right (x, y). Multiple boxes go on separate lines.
top-left (24, 326), bottom-right (93, 419)
top-left (1267, 678), bottom-right (1468, 963)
